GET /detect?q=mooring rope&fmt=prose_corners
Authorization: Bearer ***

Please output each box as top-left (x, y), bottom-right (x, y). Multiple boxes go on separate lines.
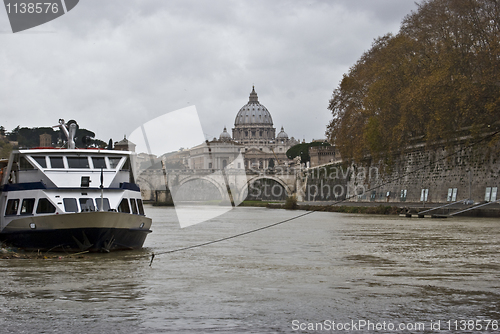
top-left (148, 130), bottom-right (499, 265)
top-left (149, 210), bottom-right (315, 265)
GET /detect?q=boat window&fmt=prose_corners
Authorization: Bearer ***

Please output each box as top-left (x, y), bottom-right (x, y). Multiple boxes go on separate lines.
top-left (118, 198), bottom-right (130, 213)
top-left (33, 156), bottom-right (47, 168)
top-left (36, 198), bottom-right (56, 214)
top-left (95, 198), bottom-right (110, 211)
top-left (79, 198), bottom-right (95, 212)
top-left (50, 156), bottom-right (65, 168)
top-left (20, 198), bottom-right (35, 215)
top-left (120, 158), bottom-right (131, 171)
top-left (130, 198), bottom-right (138, 214)
top-left (63, 198), bottom-right (78, 212)
top-left (109, 157), bottom-right (122, 169)
top-left (92, 157), bottom-right (107, 169)
top-left (5, 199), bottom-right (19, 215)
top-left (80, 176), bottom-right (90, 188)
top-left (67, 157), bottom-right (90, 169)
top-left (137, 199), bottom-right (145, 215)
top-left (19, 157), bottom-right (35, 170)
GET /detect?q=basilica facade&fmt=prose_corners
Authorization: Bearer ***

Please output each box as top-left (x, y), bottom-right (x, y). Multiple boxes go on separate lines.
top-left (184, 87), bottom-right (298, 170)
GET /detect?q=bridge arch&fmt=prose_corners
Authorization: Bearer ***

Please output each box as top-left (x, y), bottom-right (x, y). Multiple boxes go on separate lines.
top-left (243, 175), bottom-right (291, 201)
top-left (136, 174), bottom-right (162, 201)
top-left (175, 175), bottom-right (229, 203)
top-left (135, 169), bottom-right (298, 204)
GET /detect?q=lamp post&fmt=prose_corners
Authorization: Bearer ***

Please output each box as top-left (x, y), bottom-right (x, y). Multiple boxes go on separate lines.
top-left (468, 169), bottom-right (472, 201)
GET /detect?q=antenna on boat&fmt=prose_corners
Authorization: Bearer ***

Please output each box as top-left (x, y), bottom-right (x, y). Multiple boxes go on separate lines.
top-left (53, 119), bottom-right (78, 149)
top-left (67, 120), bottom-right (78, 149)
top-left (100, 167), bottom-right (104, 212)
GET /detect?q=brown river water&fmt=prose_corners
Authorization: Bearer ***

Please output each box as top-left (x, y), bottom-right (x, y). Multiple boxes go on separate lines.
top-left (0, 206), bottom-right (499, 333)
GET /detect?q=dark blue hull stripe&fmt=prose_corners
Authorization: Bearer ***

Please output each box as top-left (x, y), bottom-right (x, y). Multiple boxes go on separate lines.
top-left (1, 182), bottom-right (46, 191)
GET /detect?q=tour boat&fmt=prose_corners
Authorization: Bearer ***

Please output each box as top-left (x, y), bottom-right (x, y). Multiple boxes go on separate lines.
top-left (0, 120), bottom-right (152, 252)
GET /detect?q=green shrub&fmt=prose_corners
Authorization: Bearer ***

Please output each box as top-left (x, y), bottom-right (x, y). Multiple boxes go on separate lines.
top-left (284, 195), bottom-right (298, 210)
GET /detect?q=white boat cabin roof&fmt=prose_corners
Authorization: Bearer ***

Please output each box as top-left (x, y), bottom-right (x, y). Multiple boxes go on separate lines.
top-left (3, 149), bottom-right (136, 189)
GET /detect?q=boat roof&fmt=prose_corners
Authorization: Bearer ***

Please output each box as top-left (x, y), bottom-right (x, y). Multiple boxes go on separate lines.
top-left (16, 149), bottom-right (133, 155)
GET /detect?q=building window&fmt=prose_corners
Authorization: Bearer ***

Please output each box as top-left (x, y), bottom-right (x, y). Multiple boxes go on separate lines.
top-left (485, 187), bottom-right (498, 202)
top-left (447, 188), bottom-right (457, 202)
top-left (400, 189), bottom-right (407, 202)
top-left (208, 162), bottom-right (212, 169)
top-left (420, 189), bottom-right (429, 202)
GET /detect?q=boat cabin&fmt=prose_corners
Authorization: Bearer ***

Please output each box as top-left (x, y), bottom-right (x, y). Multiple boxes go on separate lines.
top-left (1, 149), bottom-right (145, 225)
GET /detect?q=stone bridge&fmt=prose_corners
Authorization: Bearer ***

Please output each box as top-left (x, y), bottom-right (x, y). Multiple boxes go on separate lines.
top-left (135, 167), bottom-right (306, 203)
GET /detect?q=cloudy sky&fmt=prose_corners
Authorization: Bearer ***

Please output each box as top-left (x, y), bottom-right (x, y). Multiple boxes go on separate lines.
top-left (0, 0), bottom-right (419, 150)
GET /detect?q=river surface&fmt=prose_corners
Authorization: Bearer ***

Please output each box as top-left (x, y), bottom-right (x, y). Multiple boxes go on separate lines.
top-left (0, 206), bottom-right (499, 333)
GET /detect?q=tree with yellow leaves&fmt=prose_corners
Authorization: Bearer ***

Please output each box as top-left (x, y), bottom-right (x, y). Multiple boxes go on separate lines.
top-left (326, 0), bottom-right (500, 163)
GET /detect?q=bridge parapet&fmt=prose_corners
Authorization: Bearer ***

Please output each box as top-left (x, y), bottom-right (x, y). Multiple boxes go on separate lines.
top-left (135, 166), bottom-right (305, 202)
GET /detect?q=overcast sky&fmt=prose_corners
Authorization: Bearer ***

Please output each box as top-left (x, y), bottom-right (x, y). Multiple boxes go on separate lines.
top-left (0, 0), bottom-right (419, 150)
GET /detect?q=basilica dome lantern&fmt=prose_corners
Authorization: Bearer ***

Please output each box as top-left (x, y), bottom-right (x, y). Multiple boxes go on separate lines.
top-left (232, 86), bottom-right (276, 144)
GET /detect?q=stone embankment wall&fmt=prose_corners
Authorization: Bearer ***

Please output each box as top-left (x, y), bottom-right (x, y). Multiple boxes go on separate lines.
top-left (306, 137), bottom-right (499, 204)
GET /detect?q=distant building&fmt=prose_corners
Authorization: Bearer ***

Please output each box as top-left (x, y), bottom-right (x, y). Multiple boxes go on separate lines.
top-left (114, 135), bottom-right (136, 152)
top-left (232, 87), bottom-right (298, 168)
top-left (135, 152), bottom-right (160, 170)
top-left (39, 133), bottom-right (52, 147)
top-left (309, 145), bottom-right (341, 167)
top-left (163, 87), bottom-right (299, 170)
top-left (187, 139), bottom-right (243, 170)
